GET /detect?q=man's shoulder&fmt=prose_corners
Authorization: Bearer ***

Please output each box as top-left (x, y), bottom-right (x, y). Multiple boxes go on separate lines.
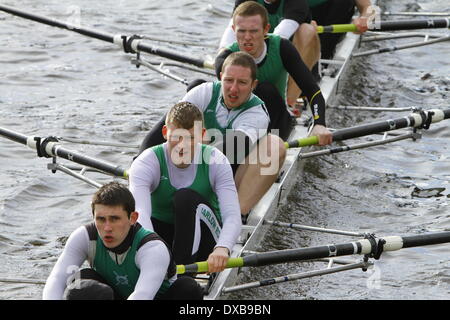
top-left (182, 81), bottom-right (218, 97)
top-left (132, 146), bottom-right (159, 166)
top-left (245, 95), bottom-right (270, 117)
top-left (182, 81), bottom-right (214, 107)
top-left (137, 229), bottom-right (167, 251)
top-left (62, 225), bottom-right (90, 255)
top-left (135, 227), bottom-right (175, 274)
top-left (83, 222), bottom-right (97, 240)
top-left (134, 225), bottom-right (171, 259)
top-left (217, 47), bottom-right (234, 58)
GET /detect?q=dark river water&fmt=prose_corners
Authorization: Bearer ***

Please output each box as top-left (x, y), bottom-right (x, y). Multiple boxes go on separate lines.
top-left (0, 0), bottom-right (449, 300)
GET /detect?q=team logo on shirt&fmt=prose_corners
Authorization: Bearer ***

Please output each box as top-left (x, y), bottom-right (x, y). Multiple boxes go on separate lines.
top-left (113, 271), bottom-right (130, 287)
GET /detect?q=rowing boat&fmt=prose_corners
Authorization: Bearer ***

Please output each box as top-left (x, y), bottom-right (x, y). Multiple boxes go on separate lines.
top-left (202, 5), bottom-right (371, 300)
top-left (1, 2), bottom-right (450, 300)
top-left (201, 1), bottom-right (450, 298)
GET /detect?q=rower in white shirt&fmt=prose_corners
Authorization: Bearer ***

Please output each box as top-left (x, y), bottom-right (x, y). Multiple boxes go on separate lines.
top-left (219, 0), bottom-right (321, 108)
top-left (180, 52), bottom-right (286, 221)
top-left (129, 101), bottom-right (242, 273)
top-left (136, 52), bottom-right (286, 223)
top-left (43, 182), bottom-right (203, 300)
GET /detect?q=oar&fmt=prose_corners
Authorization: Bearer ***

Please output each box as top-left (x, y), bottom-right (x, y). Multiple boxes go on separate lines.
top-left (176, 231), bottom-right (450, 274)
top-left (0, 277), bottom-right (46, 285)
top-left (382, 11), bottom-right (450, 17)
top-left (285, 108), bottom-right (450, 149)
top-left (0, 4), bottom-right (213, 69)
top-left (317, 18), bottom-right (450, 33)
top-left (353, 35), bottom-right (450, 57)
top-left (0, 127), bottom-right (128, 178)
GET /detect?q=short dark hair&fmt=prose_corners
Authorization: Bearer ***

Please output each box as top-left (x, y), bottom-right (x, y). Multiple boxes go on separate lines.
top-left (91, 182), bottom-right (135, 217)
top-left (221, 51), bottom-right (257, 81)
top-left (165, 101), bottom-right (204, 129)
top-left (233, 1), bottom-right (269, 28)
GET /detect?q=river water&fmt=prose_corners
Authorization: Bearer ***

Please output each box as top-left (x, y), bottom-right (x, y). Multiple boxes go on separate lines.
top-left (0, 0), bottom-right (448, 300)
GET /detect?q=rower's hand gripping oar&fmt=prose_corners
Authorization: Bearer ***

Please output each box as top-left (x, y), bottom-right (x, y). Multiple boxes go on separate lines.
top-left (317, 17), bottom-right (450, 33)
top-left (0, 4), bottom-right (214, 70)
top-left (176, 231), bottom-right (450, 274)
top-left (285, 108), bottom-right (450, 149)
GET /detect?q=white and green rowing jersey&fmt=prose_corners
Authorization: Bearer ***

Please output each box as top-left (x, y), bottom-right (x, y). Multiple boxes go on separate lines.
top-left (85, 222), bottom-right (175, 299)
top-left (228, 34), bottom-right (288, 101)
top-left (150, 144), bottom-right (222, 225)
top-left (129, 143), bottom-right (241, 252)
top-left (181, 81), bottom-right (269, 145)
top-left (42, 224), bottom-right (175, 300)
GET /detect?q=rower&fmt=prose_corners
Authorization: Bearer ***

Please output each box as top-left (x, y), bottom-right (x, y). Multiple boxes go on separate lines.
top-left (129, 102), bottom-right (242, 271)
top-left (180, 51), bottom-right (286, 220)
top-left (136, 53), bottom-right (285, 221)
top-left (219, 0), bottom-right (321, 108)
top-left (309, 0), bottom-right (373, 59)
top-left (42, 182), bottom-right (203, 300)
top-left (216, 1), bottom-right (333, 144)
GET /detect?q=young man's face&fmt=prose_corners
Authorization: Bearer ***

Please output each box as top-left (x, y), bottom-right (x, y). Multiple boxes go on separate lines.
top-left (232, 14), bottom-right (270, 58)
top-left (94, 204), bottom-right (137, 249)
top-left (162, 122), bottom-right (204, 168)
top-left (220, 64), bottom-right (257, 109)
